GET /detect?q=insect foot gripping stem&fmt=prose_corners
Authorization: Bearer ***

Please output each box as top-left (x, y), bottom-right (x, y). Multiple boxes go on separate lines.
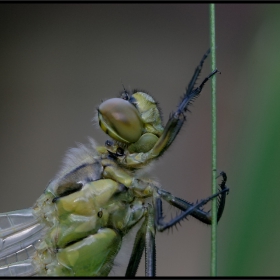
top-left (216, 171), bottom-right (228, 222)
top-left (154, 177), bottom-right (229, 232)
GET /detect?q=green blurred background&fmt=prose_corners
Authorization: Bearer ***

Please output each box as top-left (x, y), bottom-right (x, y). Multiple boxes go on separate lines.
top-left (0, 3), bottom-right (279, 276)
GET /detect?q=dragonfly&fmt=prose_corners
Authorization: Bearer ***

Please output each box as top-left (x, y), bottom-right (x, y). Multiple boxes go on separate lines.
top-left (0, 49), bottom-right (229, 277)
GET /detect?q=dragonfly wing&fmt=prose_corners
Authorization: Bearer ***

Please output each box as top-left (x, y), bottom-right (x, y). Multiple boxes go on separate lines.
top-left (0, 259), bottom-right (36, 276)
top-left (0, 138), bottom-right (103, 276)
top-left (0, 208), bottom-right (44, 276)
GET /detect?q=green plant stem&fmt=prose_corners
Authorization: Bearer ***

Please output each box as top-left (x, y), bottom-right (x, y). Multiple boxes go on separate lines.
top-left (210, 3), bottom-right (217, 277)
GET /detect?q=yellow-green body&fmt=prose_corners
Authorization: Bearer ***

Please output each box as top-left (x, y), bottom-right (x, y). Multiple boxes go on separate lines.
top-left (28, 91), bottom-right (165, 276)
top-left (0, 52), bottom-right (229, 277)
top-left (31, 158), bottom-right (148, 276)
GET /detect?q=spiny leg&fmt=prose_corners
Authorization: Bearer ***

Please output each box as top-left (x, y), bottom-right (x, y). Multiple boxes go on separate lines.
top-left (125, 216), bottom-right (147, 277)
top-left (125, 205), bottom-right (155, 277)
top-left (157, 172), bottom-right (228, 227)
top-left (124, 49), bottom-right (220, 167)
top-left (103, 158), bottom-right (229, 225)
top-left (149, 65), bottom-right (219, 158)
top-left (154, 172), bottom-right (229, 231)
top-left (125, 180), bottom-right (228, 277)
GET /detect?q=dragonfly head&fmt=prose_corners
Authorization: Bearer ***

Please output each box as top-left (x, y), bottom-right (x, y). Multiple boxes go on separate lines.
top-left (98, 90), bottom-right (164, 153)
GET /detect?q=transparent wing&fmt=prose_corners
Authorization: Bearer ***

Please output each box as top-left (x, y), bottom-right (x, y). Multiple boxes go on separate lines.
top-left (0, 139), bottom-right (103, 276)
top-left (0, 208), bottom-right (44, 276)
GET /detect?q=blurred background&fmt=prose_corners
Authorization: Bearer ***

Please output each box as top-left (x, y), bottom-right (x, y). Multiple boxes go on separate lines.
top-left (0, 3), bottom-right (279, 276)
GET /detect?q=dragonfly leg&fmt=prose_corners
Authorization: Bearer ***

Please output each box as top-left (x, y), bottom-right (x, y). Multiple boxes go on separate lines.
top-left (122, 49), bottom-right (220, 168)
top-left (125, 204), bottom-right (156, 277)
top-left (154, 172), bottom-right (229, 231)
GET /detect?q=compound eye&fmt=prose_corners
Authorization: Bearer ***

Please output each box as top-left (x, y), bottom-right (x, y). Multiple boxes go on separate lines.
top-left (98, 98), bottom-right (143, 144)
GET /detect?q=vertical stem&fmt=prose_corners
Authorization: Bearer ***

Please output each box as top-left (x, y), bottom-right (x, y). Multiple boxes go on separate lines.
top-left (209, 3), bottom-right (217, 277)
